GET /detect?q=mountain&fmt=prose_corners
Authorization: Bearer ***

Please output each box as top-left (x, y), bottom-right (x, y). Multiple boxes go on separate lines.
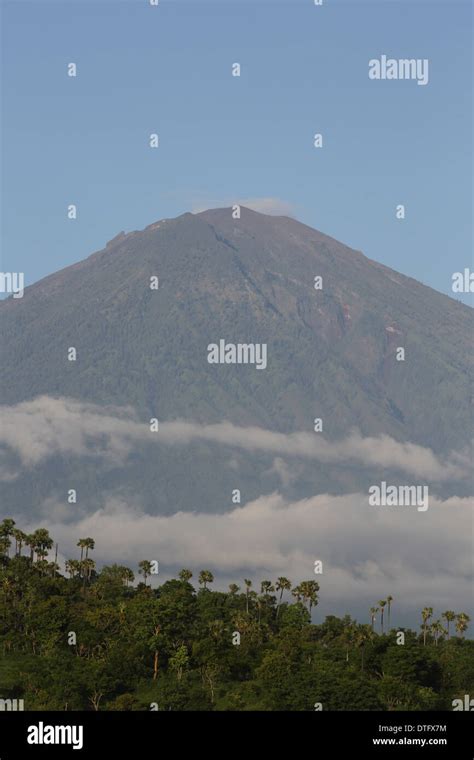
top-left (0, 207), bottom-right (472, 519)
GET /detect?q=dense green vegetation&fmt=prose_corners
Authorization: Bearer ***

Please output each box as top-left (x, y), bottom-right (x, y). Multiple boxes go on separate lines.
top-left (0, 519), bottom-right (472, 711)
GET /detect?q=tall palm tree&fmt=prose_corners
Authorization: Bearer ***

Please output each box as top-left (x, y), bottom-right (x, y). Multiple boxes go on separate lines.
top-left (12, 529), bottom-right (21, 556)
top-left (32, 529), bottom-right (53, 563)
top-left (0, 518), bottom-right (15, 534)
top-left (122, 568), bottom-right (134, 587)
top-left (25, 534), bottom-right (36, 562)
top-left (442, 610), bottom-right (456, 639)
top-left (198, 570), bottom-right (214, 589)
top-left (248, 590), bottom-right (258, 618)
top-left (378, 600), bottom-right (387, 634)
top-left (14, 530), bottom-right (27, 557)
top-left (36, 558), bottom-right (49, 576)
top-left (300, 580), bottom-right (319, 614)
top-left (0, 519), bottom-right (16, 557)
top-left (138, 560), bottom-right (152, 586)
top-left (291, 584), bottom-right (303, 604)
top-left (275, 577), bottom-right (291, 618)
top-left (178, 569), bottom-right (193, 583)
top-left (244, 579), bottom-right (252, 613)
top-left (260, 580), bottom-right (274, 596)
top-left (0, 537), bottom-right (11, 557)
top-left (82, 558), bottom-right (95, 584)
top-left (430, 620), bottom-right (446, 645)
top-left (77, 538), bottom-right (88, 562)
top-left (455, 612), bottom-right (470, 638)
top-left (83, 538), bottom-right (95, 559)
top-left (370, 606), bottom-right (379, 632)
top-left (228, 583), bottom-right (240, 595)
top-left (386, 595), bottom-right (393, 630)
top-left (48, 561), bottom-right (60, 578)
top-left (65, 558), bottom-right (81, 578)
top-left (421, 606), bottom-right (433, 645)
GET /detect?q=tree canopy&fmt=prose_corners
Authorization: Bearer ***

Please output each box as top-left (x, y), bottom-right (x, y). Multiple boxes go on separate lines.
top-left (0, 519), bottom-right (472, 711)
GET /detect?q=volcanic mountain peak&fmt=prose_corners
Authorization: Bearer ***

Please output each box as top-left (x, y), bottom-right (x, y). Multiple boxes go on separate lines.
top-left (0, 207), bottom-right (472, 459)
top-left (0, 206), bottom-right (472, 518)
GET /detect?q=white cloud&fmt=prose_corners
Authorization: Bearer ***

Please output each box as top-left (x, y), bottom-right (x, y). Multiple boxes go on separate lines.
top-left (0, 396), bottom-right (470, 484)
top-left (29, 491), bottom-right (474, 622)
top-left (4, 395), bottom-right (470, 624)
top-left (191, 196), bottom-right (296, 217)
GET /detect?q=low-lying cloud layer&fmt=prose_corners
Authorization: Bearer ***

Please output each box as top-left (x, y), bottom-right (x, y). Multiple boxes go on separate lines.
top-left (3, 395), bottom-right (471, 626)
top-left (0, 396), bottom-right (471, 484)
top-left (27, 490), bottom-right (473, 625)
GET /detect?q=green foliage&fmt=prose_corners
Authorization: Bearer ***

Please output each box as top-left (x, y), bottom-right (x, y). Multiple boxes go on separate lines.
top-left (0, 519), bottom-right (472, 711)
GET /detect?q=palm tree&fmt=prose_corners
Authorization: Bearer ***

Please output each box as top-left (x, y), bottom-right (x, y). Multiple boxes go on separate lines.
top-left (300, 580), bottom-right (319, 614)
top-left (430, 620), bottom-right (446, 645)
top-left (13, 529), bottom-right (27, 557)
top-left (77, 538), bottom-right (88, 562)
top-left (48, 561), bottom-right (60, 578)
top-left (122, 568), bottom-right (134, 587)
top-left (386, 595), bottom-right (393, 630)
top-left (455, 613), bottom-right (470, 638)
top-left (421, 607), bottom-right (433, 645)
top-left (370, 606), bottom-right (379, 632)
top-left (83, 538), bottom-right (95, 559)
top-left (244, 579), bottom-right (252, 613)
top-left (248, 590), bottom-right (258, 617)
top-left (442, 610), bottom-right (456, 639)
top-left (82, 558), bottom-right (95, 583)
top-left (275, 576), bottom-right (292, 616)
top-left (0, 519), bottom-right (16, 557)
top-left (12, 529), bottom-right (21, 556)
top-left (138, 560), bottom-right (152, 586)
top-left (228, 583), bottom-right (240, 595)
top-left (0, 537), bottom-right (11, 557)
top-left (25, 534), bottom-right (36, 562)
top-left (36, 558), bottom-right (49, 576)
top-left (178, 568), bottom-right (193, 583)
top-left (260, 580), bottom-right (274, 596)
top-left (378, 600), bottom-right (387, 634)
top-left (32, 529), bottom-right (53, 563)
top-left (65, 559), bottom-right (81, 578)
top-left (356, 625), bottom-right (372, 671)
top-left (0, 518), bottom-right (15, 533)
top-left (198, 570), bottom-right (214, 590)
top-left (291, 584), bottom-right (303, 604)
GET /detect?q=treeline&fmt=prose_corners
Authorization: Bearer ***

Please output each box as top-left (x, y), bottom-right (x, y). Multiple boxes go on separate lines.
top-left (0, 519), bottom-right (472, 711)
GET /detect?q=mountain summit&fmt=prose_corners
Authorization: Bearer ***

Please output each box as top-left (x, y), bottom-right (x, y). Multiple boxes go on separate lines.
top-left (0, 207), bottom-right (472, 516)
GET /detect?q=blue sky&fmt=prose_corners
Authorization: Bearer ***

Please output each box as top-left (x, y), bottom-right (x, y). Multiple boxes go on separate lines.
top-left (1, 0), bottom-right (472, 303)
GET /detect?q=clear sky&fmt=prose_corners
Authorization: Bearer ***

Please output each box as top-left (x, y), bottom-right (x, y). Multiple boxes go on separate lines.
top-left (1, 0), bottom-right (472, 303)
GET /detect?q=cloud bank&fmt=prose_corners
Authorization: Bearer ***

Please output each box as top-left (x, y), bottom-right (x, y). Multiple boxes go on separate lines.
top-left (28, 490), bottom-right (473, 622)
top-left (0, 396), bottom-right (470, 484)
top-left (2, 395), bottom-right (471, 624)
